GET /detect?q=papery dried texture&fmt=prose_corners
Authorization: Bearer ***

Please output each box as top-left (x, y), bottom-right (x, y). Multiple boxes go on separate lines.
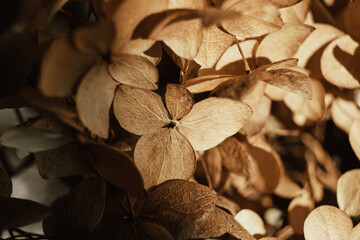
top-left (89, 144), bottom-right (144, 197)
top-left (283, 78), bottom-right (325, 122)
top-left (234, 209), bottom-right (266, 236)
top-left (111, 0), bottom-right (168, 52)
top-left (165, 84), bottom-right (194, 119)
top-left (76, 62), bottom-right (117, 138)
top-left (256, 23), bottom-right (314, 66)
top-left (113, 85), bottom-right (170, 135)
top-left (0, 197), bottom-right (51, 228)
top-left (351, 223), bottom-right (360, 240)
top-left (269, 0), bottom-right (301, 7)
top-left (288, 192), bottom-right (314, 235)
top-left (194, 25), bottom-right (236, 68)
top-left (274, 174), bottom-right (303, 199)
top-left (349, 119), bottom-right (360, 160)
top-left (304, 205), bottom-right (353, 240)
top-left (134, 128), bottom-right (196, 189)
top-left (0, 126), bottom-right (73, 153)
top-left (39, 36), bottom-right (98, 97)
top-left (260, 238), bottom-right (281, 240)
top-left (294, 23), bottom-right (344, 68)
top-left (337, 169), bottom-right (360, 217)
top-left (344, 0), bottom-right (360, 43)
top-left (331, 97), bottom-right (360, 134)
top-left (203, 146), bottom-right (223, 189)
top-left (221, 0), bottom-right (283, 39)
top-left (58, 177), bottom-right (106, 237)
top-left (321, 35), bottom-right (360, 88)
top-left (178, 97), bottom-right (253, 151)
top-left (184, 74), bottom-right (236, 94)
top-left (279, 0), bottom-right (311, 23)
top-left (0, 167), bottom-right (11, 197)
top-left (35, 143), bottom-right (91, 179)
top-left (108, 54), bottom-right (159, 90)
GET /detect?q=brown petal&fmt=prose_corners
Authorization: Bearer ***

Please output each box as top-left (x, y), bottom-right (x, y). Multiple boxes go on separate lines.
top-left (279, 0), bottom-right (311, 23)
top-left (76, 62), bottom-right (117, 138)
top-left (331, 97), bottom-right (360, 134)
top-left (344, 0), bottom-right (360, 43)
top-left (274, 174), bottom-right (303, 199)
top-left (349, 119), bottom-right (360, 161)
top-left (178, 97), bottom-right (253, 151)
top-left (194, 25), bottom-right (236, 68)
top-left (203, 147), bottom-right (223, 189)
top-left (39, 36), bottom-right (99, 97)
top-left (304, 205), bottom-right (353, 240)
top-left (288, 192), bottom-right (314, 235)
top-left (108, 54), bottom-right (159, 90)
top-left (337, 169), bottom-right (360, 217)
top-left (256, 23), bottom-right (314, 66)
top-left (0, 167), bottom-right (12, 197)
top-left (268, 0), bottom-right (301, 8)
top-left (351, 223), bottom-right (360, 240)
top-left (0, 197), bottom-right (51, 228)
top-left (165, 84), bottom-right (194, 119)
top-left (221, 0), bottom-right (283, 39)
top-left (113, 85), bottom-right (170, 135)
top-left (320, 35), bottom-right (360, 89)
top-left (134, 128), bottom-right (196, 189)
top-left (183, 74), bottom-right (236, 94)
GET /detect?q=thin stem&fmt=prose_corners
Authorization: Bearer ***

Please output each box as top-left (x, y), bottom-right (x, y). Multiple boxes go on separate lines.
top-left (235, 39), bottom-right (251, 74)
top-left (200, 157), bottom-right (213, 189)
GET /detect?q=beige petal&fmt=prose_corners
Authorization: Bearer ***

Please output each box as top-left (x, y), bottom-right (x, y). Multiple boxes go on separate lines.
top-left (320, 35), bottom-right (360, 89)
top-left (349, 119), bottom-right (360, 161)
top-left (283, 78), bottom-right (325, 121)
top-left (274, 174), bottom-right (303, 199)
top-left (194, 25), bottom-right (236, 68)
top-left (113, 85), bottom-right (170, 135)
top-left (178, 97), bottom-right (253, 151)
top-left (39, 36), bottom-right (99, 97)
top-left (351, 223), bottom-right (360, 240)
top-left (234, 209), bottom-right (266, 236)
top-left (288, 192), bottom-right (314, 235)
top-left (304, 205), bottom-right (353, 240)
top-left (337, 169), bottom-right (360, 217)
top-left (108, 54), bottom-right (159, 90)
top-left (306, 153), bottom-right (324, 202)
top-left (221, 0), bottom-right (283, 39)
top-left (168, 0), bottom-right (207, 9)
top-left (269, 0), bottom-right (301, 8)
top-left (256, 23), bottom-right (314, 66)
top-left (279, 0), bottom-right (311, 23)
top-left (331, 97), bottom-right (360, 134)
top-left (184, 74), bottom-right (236, 94)
top-left (294, 23), bottom-right (345, 68)
top-left (134, 128), bottom-right (196, 189)
top-left (165, 84), bottom-right (194, 120)
top-left (76, 62), bottom-right (117, 138)
top-left (344, 0), bottom-right (360, 43)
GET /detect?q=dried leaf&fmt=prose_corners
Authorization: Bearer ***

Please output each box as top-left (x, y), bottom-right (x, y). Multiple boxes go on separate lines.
top-left (279, 0), bottom-right (311, 23)
top-left (39, 36), bottom-right (99, 97)
top-left (35, 143), bottom-right (91, 179)
top-left (134, 128), bottom-right (196, 189)
top-left (194, 25), bottom-right (236, 68)
top-left (0, 167), bottom-right (11, 197)
top-left (0, 126), bottom-right (73, 153)
top-left (256, 23), bottom-right (314, 66)
top-left (268, 0), bottom-right (301, 8)
top-left (294, 23), bottom-right (344, 68)
top-left (304, 205), bottom-right (353, 240)
top-left (288, 192), bottom-right (314, 235)
top-left (351, 223), bottom-right (360, 240)
top-left (234, 209), bottom-right (266, 236)
top-left (113, 85), bottom-right (170, 135)
top-left (221, 0), bottom-right (283, 39)
top-left (320, 35), bottom-right (360, 89)
top-left (59, 177), bottom-right (106, 237)
top-left (178, 97), bottom-right (253, 151)
top-left (89, 144), bottom-right (144, 197)
top-left (165, 84), bottom-right (194, 119)
top-left (108, 54), bottom-right (159, 90)
top-left (337, 169), bottom-right (360, 217)
top-left (76, 62), bottom-right (117, 138)
top-left (0, 197), bottom-right (51, 228)
top-left (344, 0), bottom-right (360, 43)
top-left (331, 97), bottom-right (360, 134)
top-left (349, 119), bottom-right (360, 160)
